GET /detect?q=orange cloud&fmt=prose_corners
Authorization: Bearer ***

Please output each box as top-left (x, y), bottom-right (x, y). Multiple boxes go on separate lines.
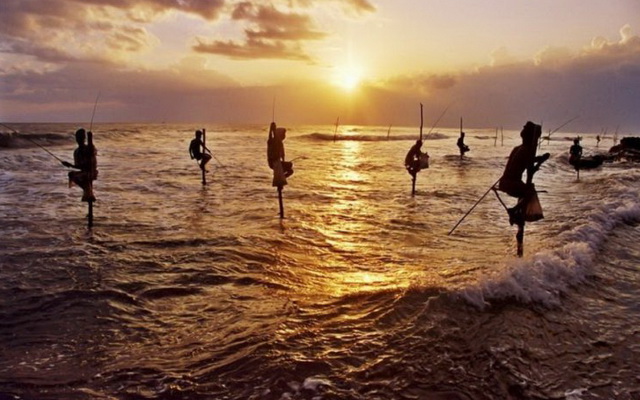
top-left (194, 3), bottom-right (326, 61)
top-left (193, 38), bottom-right (312, 61)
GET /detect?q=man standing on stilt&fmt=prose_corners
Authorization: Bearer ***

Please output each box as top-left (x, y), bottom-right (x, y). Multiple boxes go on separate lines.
top-left (62, 128), bottom-right (97, 203)
top-left (497, 121), bottom-right (549, 256)
top-left (189, 130), bottom-right (212, 172)
top-left (267, 122), bottom-right (293, 218)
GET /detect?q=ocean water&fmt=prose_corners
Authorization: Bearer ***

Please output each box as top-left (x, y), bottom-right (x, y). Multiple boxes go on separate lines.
top-left (0, 123), bottom-right (638, 400)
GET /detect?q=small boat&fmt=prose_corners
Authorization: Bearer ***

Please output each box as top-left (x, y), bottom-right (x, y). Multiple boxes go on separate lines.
top-left (570, 155), bottom-right (604, 170)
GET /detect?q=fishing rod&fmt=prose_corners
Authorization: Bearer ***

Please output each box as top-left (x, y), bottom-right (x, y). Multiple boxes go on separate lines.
top-left (26, 138), bottom-right (66, 164)
top-left (89, 92), bottom-right (101, 132)
top-left (448, 178), bottom-right (500, 236)
top-left (0, 122), bottom-right (18, 134)
top-left (272, 95), bottom-right (276, 123)
top-left (1, 122), bottom-right (67, 164)
top-left (419, 103), bottom-right (424, 140)
top-left (201, 136), bottom-right (228, 169)
top-left (211, 153), bottom-right (227, 169)
top-left (424, 101), bottom-right (453, 139)
top-left (549, 115), bottom-right (579, 136)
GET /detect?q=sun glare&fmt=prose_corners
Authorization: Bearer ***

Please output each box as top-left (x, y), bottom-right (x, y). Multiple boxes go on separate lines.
top-left (335, 66), bottom-right (363, 91)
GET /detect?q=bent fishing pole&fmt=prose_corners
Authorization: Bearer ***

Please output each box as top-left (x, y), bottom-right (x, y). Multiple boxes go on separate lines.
top-left (1, 122), bottom-right (67, 164)
top-left (448, 178), bottom-right (500, 235)
top-left (542, 115), bottom-right (579, 145)
top-left (423, 101), bottom-right (454, 139)
top-left (210, 152), bottom-right (228, 169)
top-left (419, 103), bottom-right (424, 140)
top-left (89, 92), bottom-right (101, 132)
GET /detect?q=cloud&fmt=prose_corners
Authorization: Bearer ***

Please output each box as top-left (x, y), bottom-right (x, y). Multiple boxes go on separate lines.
top-left (420, 25), bottom-right (640, 130)
top-left (0, 0), bottom-right (226, 66)
top-left (0, 0), bottom-right (372, 66)
top-left (534, 46), bottom-right (573, 67)
top-left (489, 46), bottom-right (518, 67)
top-left (193, 38), bottom-right (312, 61)
top-left (194, 3), bottom-right (327, 61)
top-left (75, 0), bottom-right (226, 21)
top-left (342, 0), bottom-right (376, 15)
top-left (286, 0), bottom-right (376, 15)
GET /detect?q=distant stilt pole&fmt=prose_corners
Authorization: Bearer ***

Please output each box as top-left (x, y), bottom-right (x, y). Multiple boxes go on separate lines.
top-left (494, 127), bottom-right (498, 146)
top-left (201, 128), bottom-right (207, 185)
top-left (278, 186), bottom-right (284, 219)
top-left (501, 126), bottom-right (504, 146)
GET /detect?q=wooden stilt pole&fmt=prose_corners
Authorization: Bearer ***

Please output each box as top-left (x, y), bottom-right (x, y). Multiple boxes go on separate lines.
top-left (516, 222), bottom-right (524, 257)
top-left (87, 130), bottom-right (95, 228)
top-left (278, 186), bottom-right (284, 219)
top-left (411, 174), bottom-right (416, 197)
top-left (88, 200), bottom-right (94, 228)
top-left (201, 128), bottom-right (207, 186)
top-left (412, 103), bottom-right (423, 195)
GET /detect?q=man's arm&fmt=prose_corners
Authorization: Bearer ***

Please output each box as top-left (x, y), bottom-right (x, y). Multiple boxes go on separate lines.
top-left (534, 153), bottom-right (550, 163)
top-left (527, 152), bottom-right (550, 182)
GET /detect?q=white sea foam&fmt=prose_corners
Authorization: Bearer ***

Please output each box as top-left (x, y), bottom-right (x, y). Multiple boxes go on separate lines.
top-left (460, 174), bottom-right (640, 309)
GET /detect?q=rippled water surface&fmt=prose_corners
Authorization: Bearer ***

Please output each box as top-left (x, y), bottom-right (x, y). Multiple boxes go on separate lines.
top-left (1, 123), bottom-right (639, 399)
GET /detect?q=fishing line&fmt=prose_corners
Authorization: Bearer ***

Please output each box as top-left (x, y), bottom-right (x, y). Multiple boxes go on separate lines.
top-left (89, 92), bottom-right (101, 132)
top-left (424, 101), bottom-right (454, 139)
top-left (0, 122), bottom-right (67, 164)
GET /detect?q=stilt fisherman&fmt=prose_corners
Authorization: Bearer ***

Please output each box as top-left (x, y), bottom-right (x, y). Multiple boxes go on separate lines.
top-left (189, 130), bottom-right (212, 172)
top-left (267, 122), bottom-right (294, 218)
top-left (62, 128), bottom-right (97, 202)
top-left (497, 121), bottom-right (549, 256)
top-left (405, 139), bottom-right (429, 195)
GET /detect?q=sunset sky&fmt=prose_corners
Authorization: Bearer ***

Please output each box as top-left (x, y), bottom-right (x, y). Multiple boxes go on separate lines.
top-left (1, 0), bottom-right (639, 131)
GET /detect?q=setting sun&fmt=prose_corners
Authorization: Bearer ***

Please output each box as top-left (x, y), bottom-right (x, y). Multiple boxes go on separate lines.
top-left (335, 65), bottom-right (363, 91)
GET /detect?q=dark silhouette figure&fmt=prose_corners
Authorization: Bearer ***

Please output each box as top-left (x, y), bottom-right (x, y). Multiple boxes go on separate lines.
top-left (189, 130), bottom-right (212, 171)
top-left (62, 128), bottom-right (97, 202)
top-left (569, 138), bottom-right (583, 168)
top-left (457, 131), bottom-right (470, 159)
top-left (498, 121), bottom-right (549, 225)
top-left (405, 139), bottom-right (429, 196)
top-left (497, 121), bottom-right (549, 256)
top-left (596, 135), bottom-right (601, 147)
top-left (267, 122), bottom-right (294, 187)
top-left (405, 140), bottom-right (428, 177)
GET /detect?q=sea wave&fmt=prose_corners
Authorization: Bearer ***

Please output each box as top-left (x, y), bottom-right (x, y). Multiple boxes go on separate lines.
top-left (0, 132), bottom-right (72, 149)
top-left (458, 172), bottom-right (640, 309)
top-left (301, 132), bottom-right (449, 142)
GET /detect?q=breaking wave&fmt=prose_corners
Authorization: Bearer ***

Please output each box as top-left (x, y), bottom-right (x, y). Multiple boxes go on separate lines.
top-left (458, 171), bottom-right (640, 309)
